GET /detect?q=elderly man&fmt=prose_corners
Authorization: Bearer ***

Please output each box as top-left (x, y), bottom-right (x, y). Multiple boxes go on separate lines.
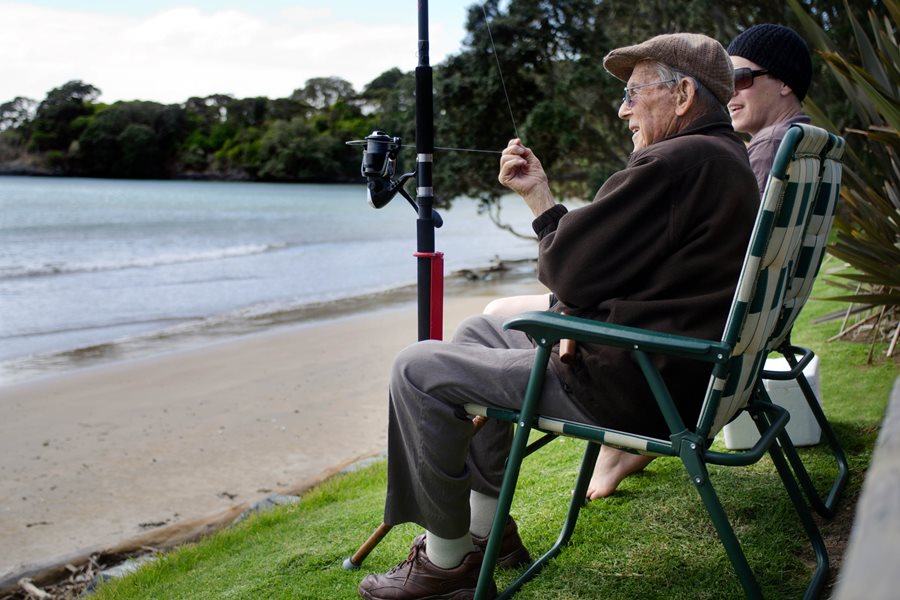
top-left (358, 33), bottom-right (758, 600)
top-left (727, 23), bottom-right (813, 194)
top-left (578, 24), bottom-right (815, 500)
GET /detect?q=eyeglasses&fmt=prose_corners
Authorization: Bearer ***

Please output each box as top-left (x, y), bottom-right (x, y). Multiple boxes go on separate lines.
top-left (734, 67), bottom-right (769, 90)
top-left (621, 78), bottom-right (676, 107)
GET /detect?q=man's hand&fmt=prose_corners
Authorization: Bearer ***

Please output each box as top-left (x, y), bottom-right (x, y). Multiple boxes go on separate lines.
top-left (498, 139), bottom-right (556, 217)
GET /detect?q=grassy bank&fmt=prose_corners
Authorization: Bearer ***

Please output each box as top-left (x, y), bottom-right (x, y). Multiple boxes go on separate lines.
top-left (91, 280), bottom-right (898, 599)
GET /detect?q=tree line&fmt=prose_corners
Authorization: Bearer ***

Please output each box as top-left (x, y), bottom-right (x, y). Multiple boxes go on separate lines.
top-left (0, 76), bottom-right (378, 182)
top-left (0, 0), bottom-right (877, 208)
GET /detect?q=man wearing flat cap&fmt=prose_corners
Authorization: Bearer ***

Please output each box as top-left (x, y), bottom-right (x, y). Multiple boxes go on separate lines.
top-left (573, 25), bottom-right (816, 501)
top-left (358, 33), bottom-right (758, 600)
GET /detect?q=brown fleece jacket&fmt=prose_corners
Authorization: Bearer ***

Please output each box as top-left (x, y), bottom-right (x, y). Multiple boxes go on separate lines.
top-left (532, 111), bottom-right (758, 439)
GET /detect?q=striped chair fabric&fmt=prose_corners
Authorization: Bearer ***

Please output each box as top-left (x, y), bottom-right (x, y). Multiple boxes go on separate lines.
top-left (703, 124), bottom-right (832, 437)
top-left (762, 126), bottom-right (848, 518)
top-left (769, 128), bottom-right (845, 349)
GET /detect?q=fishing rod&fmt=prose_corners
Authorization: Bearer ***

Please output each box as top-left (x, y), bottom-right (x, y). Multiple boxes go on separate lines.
top-left (341, 0), bottom-right (453, 571)
top-left (345, 0), bottom-right (441, 342)
top-left (342, 0), bottom-right (516, 571)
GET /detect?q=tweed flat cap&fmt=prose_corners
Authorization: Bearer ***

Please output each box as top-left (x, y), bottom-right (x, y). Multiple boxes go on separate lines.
top-left (603, 33), bottom-right (734, 106)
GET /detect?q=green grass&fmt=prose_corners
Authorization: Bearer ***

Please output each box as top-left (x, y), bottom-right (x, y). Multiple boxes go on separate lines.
top-left (91, 286), bottom-right (898, 600)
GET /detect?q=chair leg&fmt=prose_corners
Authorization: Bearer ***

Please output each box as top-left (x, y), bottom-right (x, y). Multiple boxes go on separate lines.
top-left (681, 438), bottom-right (764, 600)
top-left (571, 442), bottom-right (602, 507)
top-left (754, 401), bottom-right (830, 600)
top-left (781, 350), bottom-right (849, 517)
top-left (497, 442), bottom-right (601, 599)
top-left (475, 416), bottom-right (532, 600)
top-left (767, 434), bottom-right (830, 599)
top-left (476, 345), bottom-right (552, 600)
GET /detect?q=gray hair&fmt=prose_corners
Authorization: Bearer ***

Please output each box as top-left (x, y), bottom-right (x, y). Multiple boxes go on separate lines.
top-left (654, 62), bottom-right (728, 114)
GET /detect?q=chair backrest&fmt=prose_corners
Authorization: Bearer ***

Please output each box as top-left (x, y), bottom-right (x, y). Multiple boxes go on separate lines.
top-left (696, 124), bottom-right (833, 438)
top-left (769, 129), bottom-right (845, 349)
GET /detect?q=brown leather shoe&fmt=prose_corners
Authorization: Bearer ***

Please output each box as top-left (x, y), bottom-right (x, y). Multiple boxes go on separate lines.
top-left (357, 536), bottom-right (497, 600)
top-left (470, 517), bottom-right (532, 570)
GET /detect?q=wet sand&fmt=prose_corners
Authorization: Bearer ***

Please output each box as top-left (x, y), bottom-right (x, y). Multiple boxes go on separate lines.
top-left (0, 278), bottom-right (545, 585)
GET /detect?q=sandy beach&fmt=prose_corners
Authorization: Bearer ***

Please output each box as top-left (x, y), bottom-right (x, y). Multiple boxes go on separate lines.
top-left (0, 277), bottom-right (544, 585)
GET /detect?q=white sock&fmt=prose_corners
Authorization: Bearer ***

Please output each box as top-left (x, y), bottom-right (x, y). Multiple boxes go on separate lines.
top-left (469, 490), bottom-right (499, 537)
top-left (425, 531), bottom-right (475, 569)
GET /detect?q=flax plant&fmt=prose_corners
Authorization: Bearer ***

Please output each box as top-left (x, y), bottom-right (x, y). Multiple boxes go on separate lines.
top-left (788, 0), bottom-right (900, 337)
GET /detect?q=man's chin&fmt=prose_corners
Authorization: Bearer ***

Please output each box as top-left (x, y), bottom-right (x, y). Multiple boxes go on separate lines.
top-left (632, 132), bottom-right (643, 151)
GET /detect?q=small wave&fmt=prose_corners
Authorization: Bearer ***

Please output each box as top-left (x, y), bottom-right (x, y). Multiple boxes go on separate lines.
top-left (0, 243), bottom-right (289, 280)
top-left (0, 285), bottom-right (419, 386)
top-left (0, 262), bottom-right (539, 387)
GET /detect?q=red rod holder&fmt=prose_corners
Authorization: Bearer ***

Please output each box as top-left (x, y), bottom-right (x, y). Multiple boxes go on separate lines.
top-left (413, 251), bottom-right (444, 340)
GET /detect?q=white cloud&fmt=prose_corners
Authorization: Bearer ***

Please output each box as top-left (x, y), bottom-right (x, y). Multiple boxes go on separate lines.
top-left (0, 1), bottom-right (462, 104)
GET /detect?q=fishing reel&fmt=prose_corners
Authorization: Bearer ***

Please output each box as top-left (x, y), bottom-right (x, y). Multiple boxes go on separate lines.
top-left (354, 130), bottom-right (407, 209)
top-left (346, 130), bottom-right (442, 227)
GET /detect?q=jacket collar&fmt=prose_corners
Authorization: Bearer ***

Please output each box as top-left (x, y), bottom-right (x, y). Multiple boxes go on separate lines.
top-left (629, 111), bottom-right (738, 161)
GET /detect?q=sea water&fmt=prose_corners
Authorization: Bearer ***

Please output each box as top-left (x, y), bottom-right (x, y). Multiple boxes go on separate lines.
top-left (0, 176), bottom-right (539, 385)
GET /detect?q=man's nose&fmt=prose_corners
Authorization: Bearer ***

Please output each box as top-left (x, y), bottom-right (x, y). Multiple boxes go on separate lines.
top-left (618, 101), bottom-right (631, 119)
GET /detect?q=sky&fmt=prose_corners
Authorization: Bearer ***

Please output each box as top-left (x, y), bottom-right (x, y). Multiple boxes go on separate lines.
top-left (0, 1), bottom-right (479, 104)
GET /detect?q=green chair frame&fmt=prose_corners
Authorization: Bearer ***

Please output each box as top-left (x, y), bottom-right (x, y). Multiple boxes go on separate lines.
top-left (465, 124), bottom-right (844, 599)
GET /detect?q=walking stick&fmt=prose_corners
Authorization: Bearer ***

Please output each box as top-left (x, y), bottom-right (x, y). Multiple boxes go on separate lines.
top-left (343, 416), bottom-right (488, 569)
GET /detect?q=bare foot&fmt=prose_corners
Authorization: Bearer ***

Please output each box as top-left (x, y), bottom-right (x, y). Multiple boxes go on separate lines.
top-left (586, 447), bottom-right (654, 500)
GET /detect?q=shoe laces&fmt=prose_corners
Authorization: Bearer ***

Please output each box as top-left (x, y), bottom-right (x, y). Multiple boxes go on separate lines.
top-left (386, 538), bottom-right (427, 585)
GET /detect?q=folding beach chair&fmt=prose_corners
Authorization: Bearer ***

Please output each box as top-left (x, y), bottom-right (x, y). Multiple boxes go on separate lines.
top-left (762, 125), bottom-right (848, 517)
top-left (464, 125), bottom-right (836, 600)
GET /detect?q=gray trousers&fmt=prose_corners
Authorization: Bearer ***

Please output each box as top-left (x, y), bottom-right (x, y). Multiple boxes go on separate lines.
top-left (383, 314), bottom-right (594, 539)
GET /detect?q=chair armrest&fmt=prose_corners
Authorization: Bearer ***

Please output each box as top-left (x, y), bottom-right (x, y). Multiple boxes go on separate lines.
top-left (762, 345), bottom-right (815, 381)
top-left (705, 400), bottom-right (791, 466)
top-left (503, 311), bottom-right (730, 364)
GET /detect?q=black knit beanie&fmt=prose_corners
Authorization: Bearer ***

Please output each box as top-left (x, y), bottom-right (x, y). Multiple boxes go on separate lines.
top-left (727, 24), bottom-right (812, 101)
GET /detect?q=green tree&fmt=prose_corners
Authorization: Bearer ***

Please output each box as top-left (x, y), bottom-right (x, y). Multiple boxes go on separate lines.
top-left (0, 96), bottom-right (37, 165)
top-left (256, 99), bottom-right (371, 183)
top-left (361, 68), bottom-right (416, 145)
top-left (213, 127), bottom-right (264, 177)
top-left (224, 96), bottom-right (269, 129)
top-left (0, 96), bottom-right (37, 132)
top-left (257, 118), bottom-right (338, 180)
top-left (291, 77), bottom-right (356, 110)
top-left (117, 123), bottom-right (162, 178)
top-left (77, 101), bottom-right (180, 178)
top-left (179, 94), bottom-right (234, 173)
top-left (30, 80), bottom-right (100, 152)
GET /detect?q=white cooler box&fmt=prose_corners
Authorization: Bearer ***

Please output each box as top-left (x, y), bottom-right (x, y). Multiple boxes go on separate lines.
top-left (720, 355), bottom-right (822, 450)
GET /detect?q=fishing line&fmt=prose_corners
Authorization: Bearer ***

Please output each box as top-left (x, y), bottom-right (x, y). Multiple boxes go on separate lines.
top-left (435, 145), bottom-right (501, 154)
top-left (401, 144), bottom-right (501, 154)
top-left (372, 4), bottom-right (519, 157)
top-left (482, 2), bottom-right (521, 141)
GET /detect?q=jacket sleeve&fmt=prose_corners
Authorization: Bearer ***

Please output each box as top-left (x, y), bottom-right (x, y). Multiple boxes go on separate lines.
top-left (533, 151), bottom-right (676, 310)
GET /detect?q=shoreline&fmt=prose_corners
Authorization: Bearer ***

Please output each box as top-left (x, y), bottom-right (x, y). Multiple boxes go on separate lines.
top-left (0, 273), bottom-right (545, 584)
top-left (0, 260), bottom-right (537, 389)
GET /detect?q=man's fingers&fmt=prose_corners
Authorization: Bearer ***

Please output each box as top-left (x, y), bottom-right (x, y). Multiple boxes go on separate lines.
top-left (499, 140), bottom-right (539, 190)
top-left (502, 139), bottom-right (527, 157)
top-left (498, 156), bottom-right (526, 181)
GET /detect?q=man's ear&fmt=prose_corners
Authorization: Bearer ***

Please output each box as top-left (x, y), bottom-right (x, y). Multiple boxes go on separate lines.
top-left (674, 78), bottom-right (695, 116)
top-left (780, 82), bottom-right (795, 97)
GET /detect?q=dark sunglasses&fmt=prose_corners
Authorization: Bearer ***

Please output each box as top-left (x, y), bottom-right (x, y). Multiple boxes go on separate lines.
top-left (734, 67), bottom-right (769, 90)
